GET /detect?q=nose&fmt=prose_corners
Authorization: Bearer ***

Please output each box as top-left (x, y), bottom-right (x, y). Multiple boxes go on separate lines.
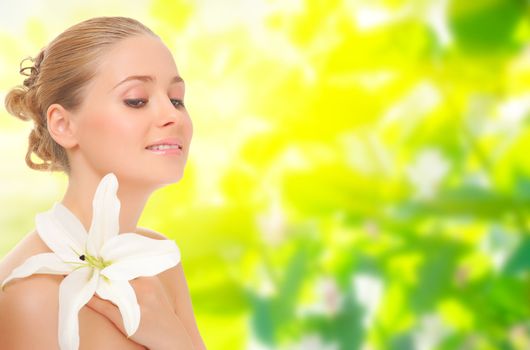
top-left (156, 96), bottom-right (183, 127)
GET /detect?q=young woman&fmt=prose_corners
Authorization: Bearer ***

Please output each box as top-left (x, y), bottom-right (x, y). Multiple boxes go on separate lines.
top-left (0, 16), bottom-right (206, 349)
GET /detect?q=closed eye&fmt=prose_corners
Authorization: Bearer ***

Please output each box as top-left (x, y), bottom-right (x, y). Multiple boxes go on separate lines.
top-left (124, 99), bottom-right (147, 108)
top-left (124, 98), bottom-right (185, 109)
top-left (170, 99), bottom-right (185, 108)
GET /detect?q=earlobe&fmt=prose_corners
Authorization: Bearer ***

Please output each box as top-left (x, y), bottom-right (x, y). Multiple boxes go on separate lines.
top-left (46, 103), bottom-right (78, 149)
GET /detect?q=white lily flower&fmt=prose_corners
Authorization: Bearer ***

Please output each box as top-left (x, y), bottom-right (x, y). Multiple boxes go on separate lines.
top-left (1, 172), bottom-right (181, 350)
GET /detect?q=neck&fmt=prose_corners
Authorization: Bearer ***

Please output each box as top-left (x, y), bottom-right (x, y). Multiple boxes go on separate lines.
top-left (60, 172), bottom-right (153, 234)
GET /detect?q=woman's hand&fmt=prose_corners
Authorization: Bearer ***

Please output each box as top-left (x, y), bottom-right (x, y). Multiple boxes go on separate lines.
top-left (86, 276), bottom-right (194, 350)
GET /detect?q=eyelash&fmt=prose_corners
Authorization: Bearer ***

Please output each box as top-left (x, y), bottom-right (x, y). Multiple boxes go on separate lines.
top-left (124, 98), bottom-right (185, 109)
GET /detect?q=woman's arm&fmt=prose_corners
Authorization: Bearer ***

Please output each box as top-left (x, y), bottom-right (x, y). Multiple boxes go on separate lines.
top-left (86, 276), bottom-right (195, 350)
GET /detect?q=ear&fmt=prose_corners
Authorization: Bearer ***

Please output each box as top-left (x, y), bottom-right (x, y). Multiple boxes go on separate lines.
top-left (46, 103), bottom-right (78, 149)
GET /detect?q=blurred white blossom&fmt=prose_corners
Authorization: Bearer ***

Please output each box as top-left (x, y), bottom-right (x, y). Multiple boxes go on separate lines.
top-left (345, 0), bottom-right (410, 31)
top-left (496, 95), bottom-right (530, 129)
top-left (340, 132), bottom-right (393, 176)
top-left (284, 334), bottom-right (339, 350)
top-left (353, 6), bottom-right (394, 30)
top-left (247, 332), bottom-right (275, 350)
top-left (422, 0), bottom-right (452, 46)
top-left (480, 226), bottom-right (520, 272)
top-left (473, 94), bottom-right (530, 159)
top-left (406, 149), bottom-right (450, 200)
top-left (257, 196), bottom-right (287, 246)
top-left (363, 219), bottom-right (380, 238)
top-left (345, 0), bottom-right (452, 45)
top-left (509, 324), bottom-right (530, 350)
top-left (318, 277), bottom-right (343, 317)
top-left (380, 81), bottom-right (442, 136)
top-left (462, 171), bottom-right (491, 189)
top-left (249, 264), bottom-right (277, 298)
top-left (352, 273), bottom-right (384, 329)
top-left (297, 276), bottom-right (343, 318)
top-left (412, 314), bottom-right (451, 350)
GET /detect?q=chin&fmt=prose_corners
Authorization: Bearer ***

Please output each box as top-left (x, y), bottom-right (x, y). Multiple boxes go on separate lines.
top-left (113, 166), bottom-right (184, 188)
top-left (150, 169), bottom-right (185, 186)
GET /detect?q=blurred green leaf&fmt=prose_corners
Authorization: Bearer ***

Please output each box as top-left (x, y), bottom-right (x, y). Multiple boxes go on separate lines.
top-left (448, 0), bottom-right (527, 53)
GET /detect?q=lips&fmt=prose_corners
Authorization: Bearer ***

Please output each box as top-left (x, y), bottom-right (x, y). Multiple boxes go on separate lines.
top-left (145, 137), bottom-right (183, 150)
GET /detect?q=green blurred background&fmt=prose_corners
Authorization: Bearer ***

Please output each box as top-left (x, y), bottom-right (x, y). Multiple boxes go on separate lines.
top-left (1, 0), bottom-right (530, 349)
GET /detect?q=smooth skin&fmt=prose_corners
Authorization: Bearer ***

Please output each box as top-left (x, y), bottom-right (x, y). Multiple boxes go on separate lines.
top-left (0, 34), bottom-right (206, 349)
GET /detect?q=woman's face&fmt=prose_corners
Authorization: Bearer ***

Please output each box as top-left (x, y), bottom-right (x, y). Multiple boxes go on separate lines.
top-left (70, 34), bottom-right (192, 187)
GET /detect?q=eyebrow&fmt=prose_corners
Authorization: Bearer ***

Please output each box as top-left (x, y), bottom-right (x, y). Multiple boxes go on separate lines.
top-left (112, 75), bottom-right (184, 90)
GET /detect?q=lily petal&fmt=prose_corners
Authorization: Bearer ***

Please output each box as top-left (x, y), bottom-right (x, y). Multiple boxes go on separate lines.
top-left (1, 253), bottom-right (74, 291)
top-left (96, 278), bottom-right (140, 336)
top-left (58, 267), bottom-right (99, 350)
top-left (87, 173), bottom-right (121, 256)
top-left (100, 233), bottom-right (180, 280)
top-left (35, 203), bottom-right (88, 262)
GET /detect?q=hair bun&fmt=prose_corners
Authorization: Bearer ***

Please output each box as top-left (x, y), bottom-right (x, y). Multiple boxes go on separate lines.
top-left (20, 48), bottom-right (45, 89)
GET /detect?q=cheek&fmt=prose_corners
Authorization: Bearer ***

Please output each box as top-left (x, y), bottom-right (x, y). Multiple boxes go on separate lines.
top-left (79, 109), bottom-right (145, 153)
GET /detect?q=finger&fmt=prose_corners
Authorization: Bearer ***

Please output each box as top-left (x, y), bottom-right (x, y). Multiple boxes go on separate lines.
top-left (86, 294), bottom-right (126, 334)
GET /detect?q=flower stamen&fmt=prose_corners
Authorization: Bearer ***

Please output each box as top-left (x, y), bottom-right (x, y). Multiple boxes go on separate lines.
top-left (83, 253), bottom-right (110, 270)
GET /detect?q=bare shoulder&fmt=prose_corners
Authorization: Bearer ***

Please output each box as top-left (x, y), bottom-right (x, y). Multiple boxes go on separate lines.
top-left (135, 226), bottom-right (171, 240)
top-left (0, 230), bottom-right (65, 322)
top-left (0, 230), bottom-right (62, 319)
top-left (0, 273), bottom-right (62, 310)
top-left (0, 229), bottom-right (50, 285)
top-left (0, 273), bottom-right (62, 348)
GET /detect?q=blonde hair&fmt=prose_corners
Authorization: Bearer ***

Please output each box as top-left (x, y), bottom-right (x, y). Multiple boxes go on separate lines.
top-left (4, 16), bottom-right (158, 175)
